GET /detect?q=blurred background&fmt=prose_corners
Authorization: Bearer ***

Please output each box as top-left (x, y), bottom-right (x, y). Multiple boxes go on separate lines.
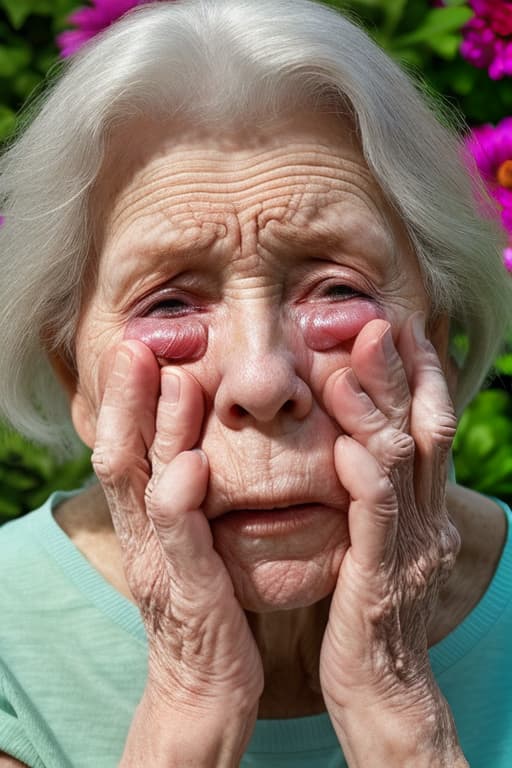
top-left (0, 0), bottom-right (511, 524)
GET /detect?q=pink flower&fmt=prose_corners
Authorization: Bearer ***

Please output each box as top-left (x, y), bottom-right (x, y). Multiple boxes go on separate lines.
top-left (57, 0), bottom-right (154, 57)
top-left (504, 247), bottom-right (512, 272)
top-left (461, 0), bottom-right (512, 80)
top-left (466, 118), bottom-right (512, 269)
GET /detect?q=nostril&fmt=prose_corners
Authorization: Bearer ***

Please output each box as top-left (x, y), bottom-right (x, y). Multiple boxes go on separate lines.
top-left (231, 404), bottom-right (249, 419)
top-left (282, 399), bottom-right (294, 413)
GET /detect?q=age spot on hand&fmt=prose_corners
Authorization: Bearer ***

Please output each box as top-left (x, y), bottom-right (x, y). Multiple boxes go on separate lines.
top-left (124, 318), bottom-right (208, 362)
top-left (300, 301), bottom-right (384, 351)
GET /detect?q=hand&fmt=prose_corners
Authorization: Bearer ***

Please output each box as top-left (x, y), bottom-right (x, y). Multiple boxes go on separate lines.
top-left (91, 341), bottom-right (263, 765)
top-left (319, 314), bottom-right (466, 765)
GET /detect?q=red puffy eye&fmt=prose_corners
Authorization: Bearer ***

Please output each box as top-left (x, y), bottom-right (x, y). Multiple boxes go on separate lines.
top-left (299, 300), bottom-right (383, 350)
top-left (124, 317), bottom-right (208, 361)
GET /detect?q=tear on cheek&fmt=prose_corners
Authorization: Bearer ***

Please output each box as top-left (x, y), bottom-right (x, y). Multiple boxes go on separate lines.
top-left (300, 302), bottom-right (384, 351)
top-left (123, 318), bottom-right (208, 361)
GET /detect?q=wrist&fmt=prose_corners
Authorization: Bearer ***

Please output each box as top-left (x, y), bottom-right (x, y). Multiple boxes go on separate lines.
top-left (328, 689), bottom-right (469, 768)
top-left (119, 685), bottom-right (257, 768)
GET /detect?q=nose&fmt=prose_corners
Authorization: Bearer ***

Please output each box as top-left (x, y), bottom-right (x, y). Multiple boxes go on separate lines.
top-left (214, 322), bottom-right (313, 429)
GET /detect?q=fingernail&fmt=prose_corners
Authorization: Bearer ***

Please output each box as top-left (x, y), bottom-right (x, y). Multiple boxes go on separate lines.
top-left (380, 325), bottom-right (396, 360)
top-left (114, 348), bottom-right (132, 376)
top-left (161, 372), bottom-right (180, 405)
top-left (192, 448), bottom-right (207, 466)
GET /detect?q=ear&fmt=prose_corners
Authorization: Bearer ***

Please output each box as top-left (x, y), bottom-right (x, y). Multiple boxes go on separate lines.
top-left (48, 352), bottom-right (97, 449)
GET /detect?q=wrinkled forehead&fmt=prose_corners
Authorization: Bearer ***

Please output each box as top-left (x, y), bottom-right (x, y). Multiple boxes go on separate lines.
top-left (90, 111), bottom-right (416, 279)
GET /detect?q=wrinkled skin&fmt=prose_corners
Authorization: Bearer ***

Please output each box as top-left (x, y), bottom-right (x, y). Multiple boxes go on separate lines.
top-left (65, 112), bottom-right (463, 760)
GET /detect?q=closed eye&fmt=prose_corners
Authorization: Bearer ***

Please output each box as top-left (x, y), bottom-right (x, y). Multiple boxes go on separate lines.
top-left (323, 284), bottom-right (365, 300)
top-left (144, 297), bottom-right (195, 317)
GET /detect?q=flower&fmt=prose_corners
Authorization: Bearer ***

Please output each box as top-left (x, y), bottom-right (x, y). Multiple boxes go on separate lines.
top-left (57, 0), bottom-right (153, 57)
top-left (461, 0), bottom-right (512, 80)
top-left (466, 117), bottom-right (512, 270)
top-left (504, 247), bottom-right (512, 272)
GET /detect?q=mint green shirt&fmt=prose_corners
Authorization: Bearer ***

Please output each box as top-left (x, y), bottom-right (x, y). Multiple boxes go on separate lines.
top-left (1, 491), bottom-right (511, 767)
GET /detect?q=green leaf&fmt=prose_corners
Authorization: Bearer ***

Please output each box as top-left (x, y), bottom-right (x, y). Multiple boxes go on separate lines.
top-left (494, 354), bottom-right (512, 375)
top-left (0, 104), bottom-right (16, 142)
top-left (392, 7), bottom-right (473, 48)
top-left (381, 0), bottom-right (408, 38)
top-left (428, 32), bottom-right (461, 60)
top-left (12, 70), bottom-right (42, 100)
top-left (0, 43), bottom-right (31, 78)
top-left (1, 0), bottom-right (36, 29)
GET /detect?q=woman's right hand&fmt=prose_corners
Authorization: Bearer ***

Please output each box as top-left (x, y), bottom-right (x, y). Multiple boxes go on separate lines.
top-left (91, 341), bottom-right (263, 767)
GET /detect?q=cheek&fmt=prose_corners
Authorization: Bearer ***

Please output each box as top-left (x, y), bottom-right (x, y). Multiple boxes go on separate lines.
top-left (123, 301), bottom-right (383, 367)
top-left (298, 300), bottom-right (384, 351)
top-left (124, 317), bottom-right (208, 361)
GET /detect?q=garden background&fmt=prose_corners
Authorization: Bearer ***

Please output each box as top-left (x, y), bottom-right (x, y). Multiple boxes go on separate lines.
top-left (0, 0), bottom-right (512, 524)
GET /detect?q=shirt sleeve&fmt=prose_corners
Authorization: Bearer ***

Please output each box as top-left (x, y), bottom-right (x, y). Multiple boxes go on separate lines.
top-left (0, 663), bottom-right (54, 768)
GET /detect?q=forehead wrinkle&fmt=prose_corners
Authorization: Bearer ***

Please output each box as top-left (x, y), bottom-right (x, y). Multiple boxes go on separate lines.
top-left (104, 142), bottom-right (372, 231)
top-left (97, 131), bottom-right (407, 299)
top-left (106, 162), bottom-right (380, 252)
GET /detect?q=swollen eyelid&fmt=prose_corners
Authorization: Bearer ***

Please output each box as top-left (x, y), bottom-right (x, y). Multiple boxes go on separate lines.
top-left (300, 300), bottom-right (383, 350)
top-left (124, 317), bottom-right (208, 361)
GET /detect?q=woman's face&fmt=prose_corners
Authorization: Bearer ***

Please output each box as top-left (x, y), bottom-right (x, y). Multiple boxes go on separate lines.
top-left (69, 111), bottom-right (442, 612)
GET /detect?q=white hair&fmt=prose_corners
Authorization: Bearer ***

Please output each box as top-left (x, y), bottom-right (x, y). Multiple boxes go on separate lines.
top-left (0, 0), bottom-right (511, 452)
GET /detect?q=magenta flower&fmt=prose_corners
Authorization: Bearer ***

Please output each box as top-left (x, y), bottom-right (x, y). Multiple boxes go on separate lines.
top-left (504, 247), bottom-right (512, 272)
top-left (461, 1), bottom-right (512, 80)
top-left (57, 0), bottom-right (154, 57)
top-left (466, 118), bottom-right (512, 270)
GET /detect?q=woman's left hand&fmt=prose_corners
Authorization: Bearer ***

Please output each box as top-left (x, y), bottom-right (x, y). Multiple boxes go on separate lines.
top-left (319, 313), bottom-right (468, 767)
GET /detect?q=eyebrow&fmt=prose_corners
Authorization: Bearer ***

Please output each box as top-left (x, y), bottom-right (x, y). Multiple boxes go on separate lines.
top-left (258, 207), bottom-right (399, 270)
top-left (104, 202), bottom-right (399, 305)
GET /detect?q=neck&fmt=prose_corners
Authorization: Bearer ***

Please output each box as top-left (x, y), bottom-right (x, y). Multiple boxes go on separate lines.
top-left (246, 599), bottom-right (331, 718)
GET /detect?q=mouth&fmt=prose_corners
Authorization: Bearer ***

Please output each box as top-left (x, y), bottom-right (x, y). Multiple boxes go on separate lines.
top-left (210, 501), bottom-right (342, 538)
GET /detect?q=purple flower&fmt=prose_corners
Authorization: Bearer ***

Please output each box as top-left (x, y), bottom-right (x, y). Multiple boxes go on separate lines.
top-left (461, 1), bottom-right (512, 80)
top-left (57, 0), bottom-right (154, 57)
top-left (466, 118), bottom-right (512, 269)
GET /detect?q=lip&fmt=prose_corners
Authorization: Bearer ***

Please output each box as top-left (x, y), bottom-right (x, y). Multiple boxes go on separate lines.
top-left (210, 502), bottom-right (341, 538)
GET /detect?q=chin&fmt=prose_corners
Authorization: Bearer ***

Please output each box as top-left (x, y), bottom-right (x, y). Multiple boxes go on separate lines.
top-left (211, 509), bottom-right (349, 612)
top-left (231, 556), bottom-right (344, 612)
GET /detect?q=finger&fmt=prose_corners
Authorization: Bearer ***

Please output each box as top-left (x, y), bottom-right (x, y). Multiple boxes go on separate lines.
top-left (350, 319), bottom-right (410, 430)
top-left (334, 435), bottom-right (403, 573)
top-left (324, 367), bottom-right (414, 477)
top-left (398, 313), bottom-right (457, 502)
top-left (150, 366), bottom-right (205, 471)
top-left (92, 341), bottom-right (160, 548)
top-left (146, 449), bottom-right (232, 603)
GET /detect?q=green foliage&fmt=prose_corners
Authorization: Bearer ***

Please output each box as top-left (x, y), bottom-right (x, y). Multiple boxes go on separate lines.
top-left (0, 424), bottom-right (92, 526)
top-left (453, 390), bottom-right (512, 497)
top-left (0, 0), bottom-right (76, 143)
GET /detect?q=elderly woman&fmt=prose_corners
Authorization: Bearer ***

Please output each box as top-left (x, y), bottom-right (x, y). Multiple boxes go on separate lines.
top-left (0, 0), bottom-right (511, 766)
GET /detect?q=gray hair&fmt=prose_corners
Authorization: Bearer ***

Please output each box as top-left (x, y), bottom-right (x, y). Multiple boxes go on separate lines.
top-left (0, 0), bottom-right (510, 452)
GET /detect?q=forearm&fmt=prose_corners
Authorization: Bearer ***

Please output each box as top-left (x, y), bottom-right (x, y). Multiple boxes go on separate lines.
top-left (330, 692), bottom-right (469, 768)
top-left (119, 687), bottom-right (257, 768)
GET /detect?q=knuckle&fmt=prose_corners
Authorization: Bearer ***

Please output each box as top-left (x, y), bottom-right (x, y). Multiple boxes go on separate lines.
top-left (390, 430), bottom-right (415, 462)
top-left (145, 482), bottom-right (177, 530)
top-left (437, 520), bottom-right (461, 579)
top-left (92, 446), bottom-right (149, 488)
top-left (432, 411), bottom-right (457, 451)
top-left (370, 428), bottom-right (414, 473)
